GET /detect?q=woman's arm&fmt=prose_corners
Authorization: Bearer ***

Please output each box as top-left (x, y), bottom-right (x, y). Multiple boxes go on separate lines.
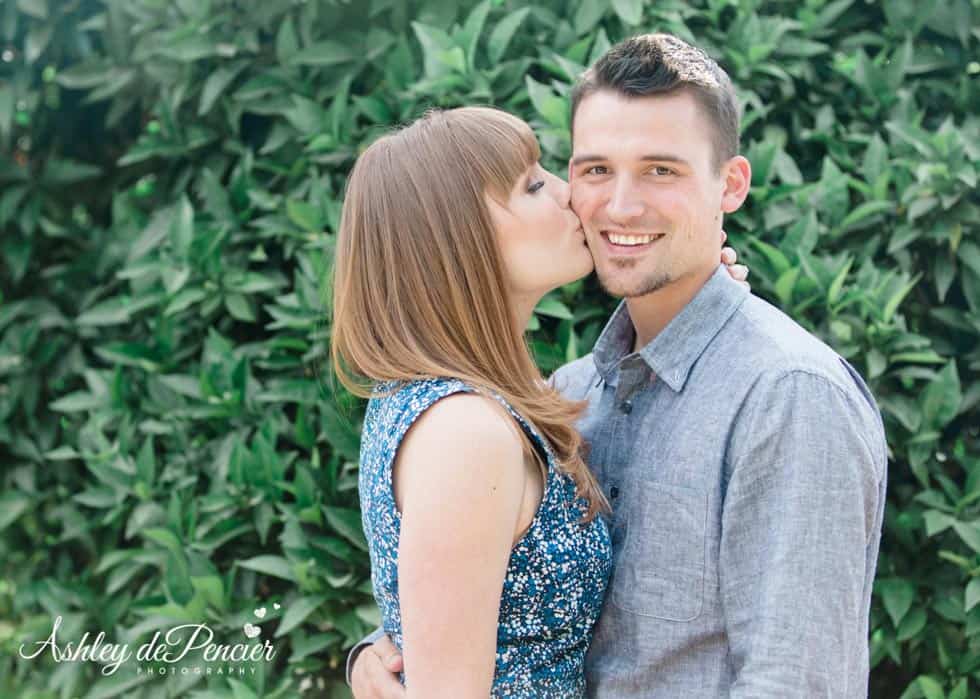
top-left (393, 393), bottom-right (527, 699)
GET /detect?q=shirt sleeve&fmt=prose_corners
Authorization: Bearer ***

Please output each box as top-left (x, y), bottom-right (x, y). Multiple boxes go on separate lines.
top-left (721, 369), bottom-right (886, 697)
top-left (345, 626), bottom-right (386, 686)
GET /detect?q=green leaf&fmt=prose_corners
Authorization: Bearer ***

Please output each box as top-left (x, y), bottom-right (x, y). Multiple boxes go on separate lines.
top-left (136, 437), bottom-right (156, 487)
top-left (459, 0), bottom-right (490, 72)
top-left (142, 527), bottom-right (184, 559)
top-left (164, 287), bottom-right (207, 316)
top-left (525, 76), bottom-right (568, 129)
top-left (924, 510), bottom-right (955, 536)
top-left (17, 0), bottom-right (48, 20)
top-left (0, 491), bottom-right (30, 531)
top-left (574, 0), bottom-right (607, 34)
top-left (488, 8), bottom-right (530, 64)
top-left (275, 16), bottom-right (299, 63)
top-left (534, 297), bottom-right (573, 320)
top-left (238, 555), bottom-right (297, 582)
top-left (862, 133), bottom-right (889, 185)
top-left (411, 21), bottom-right (455, 77)
top-left (949, 680), bottom-right (969, 699)
top-left (275, 595), bottom-right (327, 637)
top-left (958, 241), bottom-right (980, 278)
top-left (611, 0), bottom-right (643, 25)
top-left (198, 65), bottom-right (243, 115)
top-left (50, 390), bottom-right (103, 412)
top-left (228, 678), bottom-right (259, 699)
top-left (965, 578), bottom-right (980, 613)
top-left (289, 41), bottom-right (356, 67)
top-left (287, 200), bottom-right (324, 231)
top-left (156, 34), bottom-right (220, 62)
top-left (953, 521), bottom-right (980, 554)
top-left (83, 672), bottom-right (152, 699)
top-left (878, 577), bottom-right (915, 627)
top-left (896, 606), bottom-right (927, 642)
top-left (921, 361), bottom-right (962, 430)
top-left (76, 298), bottom-right (132, 326)
top-left (882, 274), bottom-right (919, 323)
top-left (42, 159), bottom-right (102, 184)
top-left (323, 506), bottom-right (369, 551)
top-left (916, 676), bottom-right (946, 699)
top-left (838, 200), bottom-right (895, 233)
top-left (827, 258), bottom-right (853, 305)
top-left (169, 195), bottom-right (194, 258)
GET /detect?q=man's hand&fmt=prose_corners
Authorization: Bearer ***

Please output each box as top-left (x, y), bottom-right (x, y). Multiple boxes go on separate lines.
top-left (351, 635), bottom-right (406, 699)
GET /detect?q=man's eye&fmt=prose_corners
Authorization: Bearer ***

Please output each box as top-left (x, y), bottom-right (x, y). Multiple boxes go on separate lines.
top-left (527, 180), bottom-right (545, 193)
top-left (652, 166), bottom-right (674, 176)
top-left (586, 166), bottom-right (608, 175)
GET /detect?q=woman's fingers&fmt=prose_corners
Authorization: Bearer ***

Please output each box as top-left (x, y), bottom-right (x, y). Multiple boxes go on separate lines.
top-left (721, 246), bottom-right (737, 266)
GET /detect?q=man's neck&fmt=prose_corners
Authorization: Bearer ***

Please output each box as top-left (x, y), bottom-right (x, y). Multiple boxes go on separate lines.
top-left (626, 265), bottom-right (718, 351)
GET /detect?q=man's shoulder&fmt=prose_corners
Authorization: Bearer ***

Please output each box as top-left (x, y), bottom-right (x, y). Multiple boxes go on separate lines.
top-left (727, 295), bottom-right (884, 446)
top-left (725, 294), bottom-right (855, 388)
top-left (550, 354), bottom-right (598, 400)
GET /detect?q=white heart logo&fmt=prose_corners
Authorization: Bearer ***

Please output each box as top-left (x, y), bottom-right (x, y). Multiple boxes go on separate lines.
top-left (273, 603), bottom-right (281, 610)
top-left (254, 607), bottom-right (266, 618)
top-left (243, 623), bottom-right (261, 639)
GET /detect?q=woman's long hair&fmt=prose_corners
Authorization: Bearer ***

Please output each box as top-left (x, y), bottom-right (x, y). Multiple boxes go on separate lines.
top-left (330, 106), bottom-right (608, 521)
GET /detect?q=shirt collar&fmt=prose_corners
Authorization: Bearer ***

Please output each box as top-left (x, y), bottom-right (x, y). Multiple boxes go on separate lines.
top-left (592, 264), bottom-right (749, 392)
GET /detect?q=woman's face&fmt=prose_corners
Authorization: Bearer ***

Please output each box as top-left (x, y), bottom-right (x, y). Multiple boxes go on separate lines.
top-left (487, 161), bottom-right (594, 303)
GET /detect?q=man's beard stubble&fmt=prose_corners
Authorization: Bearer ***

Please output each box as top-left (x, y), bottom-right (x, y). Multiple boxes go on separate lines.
top-left (596, 256), bottom-right (672, 299)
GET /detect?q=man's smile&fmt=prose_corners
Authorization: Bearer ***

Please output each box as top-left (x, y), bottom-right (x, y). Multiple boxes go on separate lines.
top-left (599, 229), bottom-right (666, 254)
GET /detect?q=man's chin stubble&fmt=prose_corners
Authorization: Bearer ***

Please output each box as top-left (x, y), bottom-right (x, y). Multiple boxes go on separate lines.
top-left (597, 264), bottom-right (672, 299)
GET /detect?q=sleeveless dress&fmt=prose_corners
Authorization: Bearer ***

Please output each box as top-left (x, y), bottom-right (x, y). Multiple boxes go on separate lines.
top-left (358, 377), bottom-right (612, 697)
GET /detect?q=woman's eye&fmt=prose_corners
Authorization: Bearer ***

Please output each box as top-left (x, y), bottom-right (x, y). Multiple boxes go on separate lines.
top-left (528, 180), bottom-right (545, 194)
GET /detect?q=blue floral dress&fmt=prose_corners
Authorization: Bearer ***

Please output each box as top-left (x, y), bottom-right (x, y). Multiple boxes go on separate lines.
top-left (358, 378), bottom-right (612, 697)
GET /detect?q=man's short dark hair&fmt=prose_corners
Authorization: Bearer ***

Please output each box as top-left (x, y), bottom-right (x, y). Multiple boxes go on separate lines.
top-left (570, 33), bottom-right (740, 171)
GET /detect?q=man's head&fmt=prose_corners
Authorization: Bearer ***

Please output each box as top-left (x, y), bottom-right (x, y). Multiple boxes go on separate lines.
top-left (569, 33), bottom-right (751, 299)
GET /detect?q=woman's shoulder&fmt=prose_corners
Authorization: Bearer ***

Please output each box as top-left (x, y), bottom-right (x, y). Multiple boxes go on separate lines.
top-left (372, 376), bottom-right (469, 404)
top-left (369, 377), bottom-right (520, 446)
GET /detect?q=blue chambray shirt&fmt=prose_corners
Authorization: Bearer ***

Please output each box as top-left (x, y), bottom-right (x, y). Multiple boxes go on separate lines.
top-left (551, 264), bottom-right (888, 698)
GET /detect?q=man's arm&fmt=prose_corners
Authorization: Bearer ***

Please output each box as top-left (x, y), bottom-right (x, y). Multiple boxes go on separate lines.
top-left (721, 369), bottom-right (886, 697)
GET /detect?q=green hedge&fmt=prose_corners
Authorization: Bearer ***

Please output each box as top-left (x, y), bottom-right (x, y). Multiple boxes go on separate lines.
top-left (1, 0), bottom-right (977, 697)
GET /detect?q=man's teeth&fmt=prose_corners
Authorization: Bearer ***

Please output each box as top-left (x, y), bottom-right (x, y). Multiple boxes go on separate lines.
top-left (607, 233), bottom-right (661, 246)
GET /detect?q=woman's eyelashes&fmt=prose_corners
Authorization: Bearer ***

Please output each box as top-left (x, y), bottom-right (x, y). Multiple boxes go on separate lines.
top-left (527, 179), bottom-right (545, 194)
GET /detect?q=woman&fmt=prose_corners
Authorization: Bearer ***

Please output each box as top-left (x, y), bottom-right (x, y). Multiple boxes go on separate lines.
top-left (331, 107), bottom-right (747, 697)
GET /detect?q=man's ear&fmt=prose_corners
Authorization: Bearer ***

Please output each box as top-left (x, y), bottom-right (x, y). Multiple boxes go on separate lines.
top-left (720, 155), bottom-right (751, 214)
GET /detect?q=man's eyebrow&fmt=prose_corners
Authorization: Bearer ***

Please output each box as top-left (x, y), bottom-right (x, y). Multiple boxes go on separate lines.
top-left (570, 153), bottom-right (691, 167)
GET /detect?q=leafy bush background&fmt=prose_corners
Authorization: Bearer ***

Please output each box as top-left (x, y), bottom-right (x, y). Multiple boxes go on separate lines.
top-left (0, 0), bottom-right (977, 697)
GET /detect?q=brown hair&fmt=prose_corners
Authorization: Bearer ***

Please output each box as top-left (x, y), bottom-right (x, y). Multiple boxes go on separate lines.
top-left (571, 33), bottom-right (740, 171)
top-left (330, 106), bottom-right (609, 521)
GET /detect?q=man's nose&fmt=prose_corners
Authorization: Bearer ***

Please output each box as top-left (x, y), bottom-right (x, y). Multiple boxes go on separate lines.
top-left (606, 178), bottom-right (644, 223)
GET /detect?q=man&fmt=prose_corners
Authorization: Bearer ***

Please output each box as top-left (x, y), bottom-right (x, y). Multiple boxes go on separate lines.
top-left (348, 33), bottom-right (887, 697)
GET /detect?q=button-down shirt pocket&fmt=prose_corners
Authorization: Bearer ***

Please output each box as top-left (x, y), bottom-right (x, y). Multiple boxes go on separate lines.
top-left (611, 481), bottom-right (708, 622)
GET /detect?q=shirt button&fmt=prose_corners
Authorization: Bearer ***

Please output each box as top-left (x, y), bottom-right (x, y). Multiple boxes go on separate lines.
top-left (609, 486), bottom-right (620, 499)
top-left (619, 400), bottom-right (632, 414)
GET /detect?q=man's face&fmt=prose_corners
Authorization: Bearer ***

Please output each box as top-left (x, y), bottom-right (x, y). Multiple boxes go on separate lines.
top-left (570, 89), bottom-right (733, 298)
